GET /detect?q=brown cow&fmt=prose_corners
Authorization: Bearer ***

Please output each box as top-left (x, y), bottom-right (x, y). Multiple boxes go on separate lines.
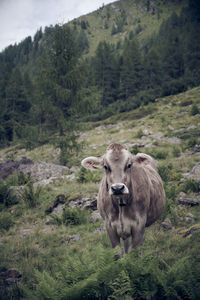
top-left (81, 143), bottom-right (165, 254)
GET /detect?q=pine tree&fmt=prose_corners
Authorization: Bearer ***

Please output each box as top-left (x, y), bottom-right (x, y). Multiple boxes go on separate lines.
top-left (93, 41), bottom-right (119, 106)
top-left (120, 38), bottom-right (143, 100)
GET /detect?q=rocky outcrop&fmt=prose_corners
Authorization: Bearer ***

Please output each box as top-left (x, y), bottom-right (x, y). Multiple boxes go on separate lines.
top-left (176, 192), bottom-right (200, 206)
top-left (0, 267), bottom-right (22, 291)
top-left (45, 194), bottom-right (67, 215)
top-left (0, 158), bottom-right (70, 186)
top-left (0, 157), bottom-right (33, 180)
top-left (183, 162), bottom-right (200, 181)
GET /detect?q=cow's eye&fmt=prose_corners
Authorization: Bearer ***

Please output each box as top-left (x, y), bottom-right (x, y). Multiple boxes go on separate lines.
top-left (127, 163), bottom-right (132, 169)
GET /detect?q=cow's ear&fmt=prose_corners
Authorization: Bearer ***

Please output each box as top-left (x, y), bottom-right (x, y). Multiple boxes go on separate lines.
top-left (81, 156), bottom-right (103, 170)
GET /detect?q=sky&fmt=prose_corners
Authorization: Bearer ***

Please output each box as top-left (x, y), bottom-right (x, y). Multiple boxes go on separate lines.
top-left (0, 0), bottom-right (116, 52)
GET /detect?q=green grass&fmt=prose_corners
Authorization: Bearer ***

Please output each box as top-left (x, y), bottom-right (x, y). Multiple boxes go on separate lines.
top-left (0, 85), bottom-right (200, 299)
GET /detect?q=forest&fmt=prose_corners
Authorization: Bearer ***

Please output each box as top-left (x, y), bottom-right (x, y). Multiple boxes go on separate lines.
top-left (0, 0), bottom-right (200, 154)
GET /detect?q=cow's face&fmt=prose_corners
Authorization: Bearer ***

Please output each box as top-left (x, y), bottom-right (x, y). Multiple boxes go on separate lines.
top-left (81, 144), bottom-right (133, 206)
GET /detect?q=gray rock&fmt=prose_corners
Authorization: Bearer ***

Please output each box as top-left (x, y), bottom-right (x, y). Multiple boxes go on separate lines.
top-left (90, 211), bottom-right (102, 223)
top-left (168, 125), bottom-right (174, 131)
top-left (66, 234), bottom-right (81, 243)
top-left (184, 213), bottom-right (196, 223)
top-left (183, 162), bottom-right (200, 181)
top-left (68, 197), bottom-right (97, 210)
top-left (45, 194), bottom-right (66, 214)
top-left (176, 192), bottom-right (200, 206)
top-left (94, 222), bottom-right (105, 234)
top-left (160, 218), bottom-right (173, 230)
top-left (193, 145), bottom-right (200, 154)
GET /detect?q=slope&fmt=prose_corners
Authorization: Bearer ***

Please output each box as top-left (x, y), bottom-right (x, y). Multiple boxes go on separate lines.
top-left (0, 86), bottom-right (200, 299)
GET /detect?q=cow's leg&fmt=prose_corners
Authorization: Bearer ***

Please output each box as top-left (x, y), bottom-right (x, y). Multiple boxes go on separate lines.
top-left (105, 223), bottom-right (123, 258)
top-left (123, 238), bottom-right (131, 254)
top-left (131, 227), bottom-right (145, 249)
top-left (106, 223), bottom-right (120, 248)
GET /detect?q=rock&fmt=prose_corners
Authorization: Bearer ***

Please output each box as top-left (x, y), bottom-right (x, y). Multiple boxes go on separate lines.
top-left (94, 222), bottom-right (105, 234)
top-left (177, 224), bottom-right (200, 237)
top-left (160, 218), bottom-right (173, 230)
top-left (193, 145), bottom-right (200, 154)
top-left (184, 213), bottom-right (196, 223)
top-left (176, 192), bottom-right (200, 206)
top-left (0, 158), bottom-right (33, 180)
top-left (45, 194), bottom-right (66, 215)
top-left (0, 158), bottom-right (70, 186)
top-left (165, 137), bottom-right (182, 144)
top-left (183, 162), bottom-right (200, 181)
top-left (0, 268), bottom-right (22, 288)
top-left (90, 211), bottom-right (102, 223)
top-left (68, 197), bottom-right (97, 210)
top-left (168, 125), bottom-right (174, 131)
top-left (19, 229), bottom-right (33, 236)
top-left (66, 234), bottom-right (81, 243)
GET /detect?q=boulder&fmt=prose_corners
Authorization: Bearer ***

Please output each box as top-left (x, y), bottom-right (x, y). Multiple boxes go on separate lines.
top-left (183, 162), bottom-right (200, 181)
top-left (160, 218), bottom-right (173, 230)
top-left (0, 267), bottom-right (22, 287)
top-left (90, 211), bottom-right (102, 223)
top-left (45, 194), bottom-right (66, 215)
top-left (68, 197), bottom-right (97, 210)
top-left (176, 192), bottom-right (200, 206)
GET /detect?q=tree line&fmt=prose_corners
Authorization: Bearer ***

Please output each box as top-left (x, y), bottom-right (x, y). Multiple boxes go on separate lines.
top-left (0, 0), bottom-right (199, 153)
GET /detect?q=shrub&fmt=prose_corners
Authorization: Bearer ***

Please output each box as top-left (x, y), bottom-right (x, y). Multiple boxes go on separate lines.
top-left (135, 129), bottom-right (144, 138)
top-left (146, 149), bottom-right (168, 160)
top-left (172, 146), bottom-right (181, 157)
top-left (180, 178), bottom-right (199, 193)
top-left (21, 182), bottom-right (42, 208)
top-left (187, 137), bottom-right (198, 148)
top-left (0, 211), bottom-right (14, 231)
top-left (6, 172), bottom-right (30, 186)
top-left (76, 167), bottom-right (101, 183)
top-left (0, 180), bottom-right (18, 208)
top-left (158, 163), bottom-right (173, 182)
top-left (190, 104), bottom-right (199, 116)
top-left (62, 207), bottom-right (88, 225)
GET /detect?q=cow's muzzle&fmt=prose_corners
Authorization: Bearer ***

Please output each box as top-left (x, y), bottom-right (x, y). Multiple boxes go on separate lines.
top-left (110, 183), bottom-right (129, 196)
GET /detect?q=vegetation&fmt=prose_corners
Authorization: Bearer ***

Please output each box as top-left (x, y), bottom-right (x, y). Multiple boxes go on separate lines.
top-left (0, 0), bottom-right (200, 299)
top-left (0, 0), bottom-right (200, 148)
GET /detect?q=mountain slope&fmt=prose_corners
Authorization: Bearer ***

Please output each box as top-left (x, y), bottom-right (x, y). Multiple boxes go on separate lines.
top-left (0, 86), bottom-right (200, 299)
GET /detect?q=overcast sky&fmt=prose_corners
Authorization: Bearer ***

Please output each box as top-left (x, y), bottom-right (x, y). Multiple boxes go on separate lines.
top-left (0, 0), bottom-right (116, 52)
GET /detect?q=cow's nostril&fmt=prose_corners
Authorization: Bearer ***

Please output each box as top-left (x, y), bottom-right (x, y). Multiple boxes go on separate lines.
top-left (111, 184), bottom-right (125, 194)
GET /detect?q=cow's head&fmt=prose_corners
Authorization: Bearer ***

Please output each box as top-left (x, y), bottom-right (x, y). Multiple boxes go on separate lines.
top-left (82, 144), bottom-right (157, 206)
top-left (82, 143), bottom-right (142, 206)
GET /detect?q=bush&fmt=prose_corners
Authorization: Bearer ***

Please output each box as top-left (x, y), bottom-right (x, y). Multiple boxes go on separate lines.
top-left (49, 207), bottom-right (89, 226)
top-left (6, 172), bottom-right (30, 186)
top-left (21, 182), bottom-right (42, 208)
top-left (190, 104), bottom-right (199, 116)
top-left (0, 180), bottom-right (18, 208)
top-left (76, 167), bottom-right (101, 183)
top-left (0, 211), bottom-right (14, 231)
top-left (135, 129), bottom-right (144, 138)
top-left (181, 178), bottom-right (200, 193)
top-left (158, 163), bottom-right (173, 182)
top-left (62, 207), bottom-right (88, 225)
top-left (146, 149), bottom-right (168, 160)
top-left (172, 146), bottom-right (181, 157)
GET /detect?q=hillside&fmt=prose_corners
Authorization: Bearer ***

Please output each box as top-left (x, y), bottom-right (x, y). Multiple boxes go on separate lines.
top-left (0, 86), bottom-right (200, 299)
top-left (1, 0), bottom-right (200, 149)
top-left (72, 0), bottom-right (187, 56)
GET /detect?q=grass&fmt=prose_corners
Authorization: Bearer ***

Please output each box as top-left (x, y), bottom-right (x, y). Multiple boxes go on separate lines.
top-left (0, 86), bottom-right (200, 299)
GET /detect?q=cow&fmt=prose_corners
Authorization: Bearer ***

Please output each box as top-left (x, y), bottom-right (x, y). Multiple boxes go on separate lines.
top-left (81, 143), bottom-right (165, 255)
